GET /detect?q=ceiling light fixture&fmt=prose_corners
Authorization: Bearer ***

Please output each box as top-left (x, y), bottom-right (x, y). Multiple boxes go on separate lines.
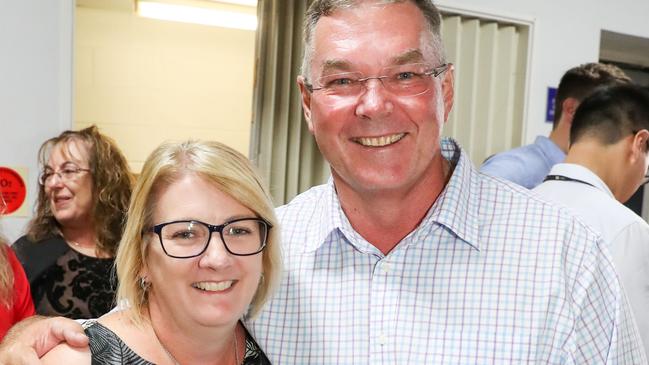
top-left (207, 0), bottom-right (257, 6)
top-left (137, 1), bottom-right (257, 31)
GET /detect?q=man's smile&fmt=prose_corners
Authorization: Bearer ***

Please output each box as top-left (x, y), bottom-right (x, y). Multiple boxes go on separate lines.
top-left (352, 133), bottom-right (406, 147)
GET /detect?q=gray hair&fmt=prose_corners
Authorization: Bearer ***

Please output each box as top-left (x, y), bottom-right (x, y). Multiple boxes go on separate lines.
top-left (301, 0), bottom-right (446, 82)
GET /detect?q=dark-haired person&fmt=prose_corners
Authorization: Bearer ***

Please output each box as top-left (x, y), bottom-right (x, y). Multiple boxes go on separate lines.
top-left (534, 84), bottom-right (649, 353)
top-left (481, 62), bottom-right (631, 188)
top-left (12, 126), bottom-right (133, 318)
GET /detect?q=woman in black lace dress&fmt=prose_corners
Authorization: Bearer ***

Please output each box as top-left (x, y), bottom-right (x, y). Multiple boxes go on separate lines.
top-left (42, 141), bottom-right (280, 364)
top-left (12, 126), bottom-right (133, 318)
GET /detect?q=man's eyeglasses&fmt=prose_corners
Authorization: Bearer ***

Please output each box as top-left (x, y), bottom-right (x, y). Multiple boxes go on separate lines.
top-left (305, 63), bottom-right (450, 105)
top-left (146, 218), bottom-right (272, 258)
top-left (38, 166), bottom-right (91, 186)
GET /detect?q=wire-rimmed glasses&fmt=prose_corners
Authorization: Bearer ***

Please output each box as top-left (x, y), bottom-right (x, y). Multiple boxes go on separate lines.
top-left (147, 218), bottom-right (271, 258)
top-left (38, 166), bottom-right (91, 186)
top-left (305, 63), bottom-right (451, 105)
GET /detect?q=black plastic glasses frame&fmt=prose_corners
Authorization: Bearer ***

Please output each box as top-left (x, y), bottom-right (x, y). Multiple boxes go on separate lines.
top-left (146, 218), bottom-right (272, 258)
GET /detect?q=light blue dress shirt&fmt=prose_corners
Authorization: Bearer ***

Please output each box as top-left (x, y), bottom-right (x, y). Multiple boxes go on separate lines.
top-left (249, 139), bottom-right (646, 364)
top-left (480, 135), bottom-right (565, 189)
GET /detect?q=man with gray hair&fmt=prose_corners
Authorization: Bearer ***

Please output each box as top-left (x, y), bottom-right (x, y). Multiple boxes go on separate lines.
top-left (1, 1), bottom-right (646, 364)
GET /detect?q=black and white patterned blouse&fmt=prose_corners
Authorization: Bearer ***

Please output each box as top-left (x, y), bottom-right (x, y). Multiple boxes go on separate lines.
top-left (83, 320), bottom-right (271, 365)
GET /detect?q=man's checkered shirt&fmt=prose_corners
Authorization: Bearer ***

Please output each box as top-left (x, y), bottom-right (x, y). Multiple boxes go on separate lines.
top-left (249, 139), bottom-right (646, 364)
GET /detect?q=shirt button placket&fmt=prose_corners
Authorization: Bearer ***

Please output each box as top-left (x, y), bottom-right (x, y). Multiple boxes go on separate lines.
top-left (370, 258), bottom-right (393, 364)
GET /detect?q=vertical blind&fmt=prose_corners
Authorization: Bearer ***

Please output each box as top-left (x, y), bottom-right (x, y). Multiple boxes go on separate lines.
top-left (441, 14), bottom-right (529, 166)
top-left (251, 3), bottom-right (530, 205)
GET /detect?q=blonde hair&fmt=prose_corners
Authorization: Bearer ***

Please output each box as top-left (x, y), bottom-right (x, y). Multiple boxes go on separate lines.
top-left (0, 194), bottom-right (13, 308)
top-left (115, 140), bottom-right (281, 324)
top-left (0, 239), bottom-right (13, 309)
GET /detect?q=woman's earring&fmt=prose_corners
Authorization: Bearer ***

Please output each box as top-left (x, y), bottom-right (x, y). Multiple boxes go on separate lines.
top-left (139, 276), bottom-right (151, 303)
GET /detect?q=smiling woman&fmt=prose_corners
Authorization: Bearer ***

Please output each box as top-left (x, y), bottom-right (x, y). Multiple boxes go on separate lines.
top-left (12, 126), bottom-right (133, 319)
top-left (40, 140), bottom-right (279, 364)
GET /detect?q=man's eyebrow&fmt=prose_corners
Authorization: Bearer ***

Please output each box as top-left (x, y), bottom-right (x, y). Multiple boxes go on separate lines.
top-left (317, 50), bottom-right (425, 76)
top-left (320, 59), bottom-right (353, 75)
top-left (390, 49), bottom-right (425, 65)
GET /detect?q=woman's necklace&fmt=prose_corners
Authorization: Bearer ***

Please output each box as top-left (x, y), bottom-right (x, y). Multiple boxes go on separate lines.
top-left (151, 323), bottom-right (240, 365)
top-left (68, 240), bottom-right (94, 248)
top-left (66, 239), bottom-right (100, 257)
top-left (66, 236), bottom-right (96, 247)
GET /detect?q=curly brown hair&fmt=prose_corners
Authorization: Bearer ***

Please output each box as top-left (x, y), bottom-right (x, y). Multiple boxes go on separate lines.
top-left (26, 125), bottom-right (133, 257)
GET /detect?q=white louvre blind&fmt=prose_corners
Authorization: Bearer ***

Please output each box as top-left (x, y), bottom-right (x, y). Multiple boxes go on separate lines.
top-left (441, 14), bottom-right (529, 166)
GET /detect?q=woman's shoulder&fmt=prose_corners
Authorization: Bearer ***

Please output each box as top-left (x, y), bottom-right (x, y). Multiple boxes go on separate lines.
top-left (12, 235), bottom-right (67, 256)
top-left (84, 319), bottom-right (154, 365)
top-left (11, 235), bottom-right (69, 281)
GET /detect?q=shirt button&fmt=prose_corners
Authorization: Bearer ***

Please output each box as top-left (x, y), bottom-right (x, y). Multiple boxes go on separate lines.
top-left (379, 333), bottom-right (387, 345)
top-left (382, 262), bottom-right (391, 273)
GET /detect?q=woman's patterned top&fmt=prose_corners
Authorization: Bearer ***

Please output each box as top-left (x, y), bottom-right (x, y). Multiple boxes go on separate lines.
top-left (12, 235), bottom-right (116, 318)
top-left (83, 320), bottom-right (271, 365)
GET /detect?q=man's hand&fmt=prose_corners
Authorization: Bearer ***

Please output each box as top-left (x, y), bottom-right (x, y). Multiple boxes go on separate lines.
top-left (0, 316), bottom-right (88, 365)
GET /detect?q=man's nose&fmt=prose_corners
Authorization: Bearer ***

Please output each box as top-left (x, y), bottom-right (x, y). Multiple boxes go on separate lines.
top-left (354, 78), bottom-right (394, 118)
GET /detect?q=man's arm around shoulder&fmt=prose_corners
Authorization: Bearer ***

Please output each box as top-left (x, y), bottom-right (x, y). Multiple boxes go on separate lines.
top-left (0, 316), bottom-right (87, 365)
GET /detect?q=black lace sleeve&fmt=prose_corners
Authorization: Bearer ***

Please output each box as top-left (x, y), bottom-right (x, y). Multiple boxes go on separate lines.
top-left (13, 235), bottom-right (117, 318)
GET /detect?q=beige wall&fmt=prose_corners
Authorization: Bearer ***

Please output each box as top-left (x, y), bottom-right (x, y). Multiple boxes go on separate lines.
top-left (74, 6), bottom-right (256, 171)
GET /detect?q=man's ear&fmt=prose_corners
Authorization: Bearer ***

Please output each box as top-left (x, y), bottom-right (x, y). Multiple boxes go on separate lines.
top-left (561, 97), bottom-right (580, 125)
top-left (442, 64), bottom-right (455, 123)
top-left (631, 129), bottom-right (649, 162)
top-left (297, 75), bottom-right (314, 133)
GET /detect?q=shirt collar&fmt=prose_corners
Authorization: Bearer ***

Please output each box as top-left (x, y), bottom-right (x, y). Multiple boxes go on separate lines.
top-left (303, 138), bottom-right (481, 253)
top-left (534, 135), bottom-right (566, 162)
top-left (546, 163), bottom-right (614, 198)
top-left (426, 139), bottom-right (481, 250)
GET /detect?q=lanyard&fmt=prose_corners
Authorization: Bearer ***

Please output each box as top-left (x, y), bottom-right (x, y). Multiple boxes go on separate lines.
top-left (543, 174), bottom-right (596, 188)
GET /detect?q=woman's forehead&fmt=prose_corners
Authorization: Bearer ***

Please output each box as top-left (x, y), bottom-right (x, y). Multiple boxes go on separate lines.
top-left (48, 139), bottom-right (91, 165)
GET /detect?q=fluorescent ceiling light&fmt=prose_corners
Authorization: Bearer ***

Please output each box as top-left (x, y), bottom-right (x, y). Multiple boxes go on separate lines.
top-left (138, 1), bottom-right (257, 31)
top-left (208, 0), bottom-right (257, 6)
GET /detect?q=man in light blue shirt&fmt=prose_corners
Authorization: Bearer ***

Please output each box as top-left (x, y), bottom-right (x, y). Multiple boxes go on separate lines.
top-left (481, 63), bottom-right (630, 188)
